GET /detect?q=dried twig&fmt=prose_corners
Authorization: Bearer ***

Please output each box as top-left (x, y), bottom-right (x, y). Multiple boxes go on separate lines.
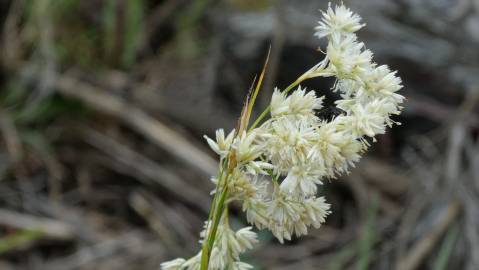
top-left (358, 158), bottom-right (410, 197)
top-left (394, 194), bottom-right (430, 268)
top-left (55, 74), bottom-right (217, 177)
top-left (129, 190), bottom-right (185, 255)
top-left (41, 231), bottom-right (164, 270)
top-left (0, 111), bottom-right (23, 164)
top-left (0, 208), bottom-right (75, 240)
top-left (396, 201), bottom-right (461, 270)
top-left (83, 128), bottom-right (210, 211)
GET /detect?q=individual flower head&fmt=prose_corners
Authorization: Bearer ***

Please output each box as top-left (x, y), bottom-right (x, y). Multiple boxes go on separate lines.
top-left (287, 87), bottom-right (324, 116)
top-left (308, 122), bottom-right (348, 176)
top-left (335, 66), bottom-right (404, 111)
top-left (265, 188), bottom-right (331, 242)
top-left (270, 88), bottom-right (289, 117)
top-left (204, 129), bottom-right (235, 158)
top-left (195, 222), bottom-right (258, 270)
top-left (231, 262), bottom-right (255, 270)
top-left (160, 258), bottom-right (186, 270)
top-left (235, 227), bottom-right (259, 252)
top-left (362, 65), bottom-right (404, 105)
top-left (334, 133), bottom-right (364, 173)
top-left (243, 160), bottom-right (274, 176)
top-left (228, 168), bottom-right (269, 203)
top-left (209, 247), bottom-right (225, 270)
top-left (260, 117), bottom-right (317, 173)
top-left (280, 158), bottom-right (324, 197)
top-left (270, 87), bottom-right (324, 120)
top-left (162, 253), bottom-right (201, 270)
top-left (266, 191), bottom-right (302, 243)
top-left (233, 131), bottom-right (264, 163)
top-left (326, 34), bottom-right (373, 79)
top-left (215, 225), bottom-right (257, 268)
top-left (335, 77), bottom-right (362, 99)
top-left (315, 3), bottom-right (365, 39)
top-left (302, 196), bottom-right (331, 228)
top-left (337, 103), bottom-right (387, 138)
top-left (243, 197), bottom-right (269, 229)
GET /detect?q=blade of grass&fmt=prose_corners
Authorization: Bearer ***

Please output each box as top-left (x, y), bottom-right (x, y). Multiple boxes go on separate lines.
top-left (237, 47), bottom-right (270, 134)
top-left (245, 47), bottom-right (270, 129)
top-left (357, 196), bottom-right (378, 270)
top-left (0, 230), bottom-right (43, 254)
top-left (102, 0), bottom-right (117, 61)
top-left (433, 223), bottom-right (459, 270)
top-left (328, 244), bottom-right (356, 270)
top-left (122, 0), bottom-right (144, 67)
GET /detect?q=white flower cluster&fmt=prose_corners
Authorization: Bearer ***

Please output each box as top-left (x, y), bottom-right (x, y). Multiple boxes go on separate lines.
top-left (161, 223), bottom-right (258, 270)
top-left (162, 3), bottom-right (404, 269)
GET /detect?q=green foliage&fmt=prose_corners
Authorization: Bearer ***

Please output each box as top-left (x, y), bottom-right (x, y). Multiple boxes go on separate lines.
top-left (1, 81), bottom-right (86, 127)
top-left (123, 0), bottom-right (145, 67)
top-left (103, 0), bottom-right (118, 64)
top-left (329, 244), bottom-right (356, 270)
top-left (357, 197), bottom-right (378, 270)
top-left (173, 0), bottom-right (214, 60)
top-left (103, 0), bottom-right (145, 68)
top-left (1, 81), bottom-right (30, 108)
top-left (14, 96), bottom-right (85, 126)
top-left (0, 230), bottom-right (44, 254)
top-left (22, 0), bottom-right (145, 69)
top-left (433, 224), bottom-right (459, 270)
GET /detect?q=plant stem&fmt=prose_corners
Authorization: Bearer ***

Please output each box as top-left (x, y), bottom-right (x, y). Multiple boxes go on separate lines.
top-left (248, 66), bottom-right (328, 131)
top-left (248, 78), bottom-right (302, 131)
top-left (200, 163), bottom-right (230, 270)
top-left (199, 159), bottom-right (224, 269)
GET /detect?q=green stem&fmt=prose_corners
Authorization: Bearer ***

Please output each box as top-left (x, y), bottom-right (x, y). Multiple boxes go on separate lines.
top-left (199, 159), bottom-right (226, 269)
top-left (200, 167), bottom-right (230, 270)
top-left (248, 78), bottom-right (303, 131)
top-left (207, 159), bottom-right (228, 219)
top-left (248, 66), bottom-right (329, 131)
top-left (207, 187), bottom-right (229, 250)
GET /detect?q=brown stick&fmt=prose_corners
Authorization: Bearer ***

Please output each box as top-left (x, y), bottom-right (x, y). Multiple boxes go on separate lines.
top-left (55, 74), bottom-right (217, 177)
top-left (396, 201), bottom-right (461, 270)
top-left (0, 111), bottom-right (23, 164)
top-left (129, 191), bottom-right (184, 255)
top-left (83, 128), bottom-right (210, 211)
top-left (0, 209), bottom-right (75, 240)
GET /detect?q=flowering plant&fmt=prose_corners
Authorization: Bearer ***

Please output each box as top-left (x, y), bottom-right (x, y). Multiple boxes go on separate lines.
top-left (162, 3), bottom-right (404, 270)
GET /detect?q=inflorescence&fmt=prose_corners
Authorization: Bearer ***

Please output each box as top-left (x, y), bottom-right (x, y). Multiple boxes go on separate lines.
top-left (162, 3), bottom-right (404, 270)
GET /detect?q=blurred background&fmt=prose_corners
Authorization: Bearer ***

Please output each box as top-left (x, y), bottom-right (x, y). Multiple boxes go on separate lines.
top-left (0, 0), bottom-right (478, 269)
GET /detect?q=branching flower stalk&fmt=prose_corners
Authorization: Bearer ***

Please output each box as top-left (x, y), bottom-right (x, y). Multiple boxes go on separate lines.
top-left (161, 3), bottom-right (404, 270)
